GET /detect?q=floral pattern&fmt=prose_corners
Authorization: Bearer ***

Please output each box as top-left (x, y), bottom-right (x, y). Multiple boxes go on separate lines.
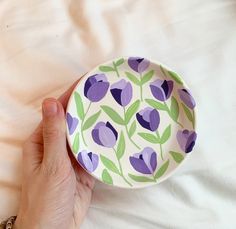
top-left (136, 107), bottom-right (160, 131)
top-left (129, 147), bottom-right (157, 174)
top-left (84, 74), bottom-right (109, 102)
top-left (92, 121), bottom-right (118, 148)
top-left (66, 57), bottom-right (197, 188)
top-left (177, 130), bottom-right (197, 153)
top-left (66, 112), bottom-right (78, 135)
top-left (77, 150), bottom-right (99, 172)
top-left (110, 79), bottom-right (132, 107)
top-left (150, 79), bottom-right (173, 101)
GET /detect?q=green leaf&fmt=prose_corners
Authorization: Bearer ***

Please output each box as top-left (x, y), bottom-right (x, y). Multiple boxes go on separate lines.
top-left (170, 97), bottom-right (179, 121)
top-left (128, 174), bottom-right (154, 182)
top-left (100, 155), bottom-right (120, 175)
top-left (181, 103), bottom-right (193, 122)
top-left (72, 133), bottom-right (79, 153)
top-left (168, 71), bottom-right (184, 85)
top-left (102, 169), bottom-right (113, 185)
top-left (155, 160), bottom-right (169, 179)
top-left (160, 65), bottom-right (167, 77)
top-left (128, 120), bottom-right (136, 137)
top-left (125, 100), bottom-right (140, 123)
top-left (74, 92), bottom-right (85, 120)
top-left (141, 70), bottom-right (154, 84)
top-left (115, 58), bottom-right (124, 66)
top-left (82, 110), bottom-right (101, 131)
top-left (169, 151), bottom-right (184, 163)
top-left (125, 72), bottom-right (140, 85)
top-left (101, 105), bottom-right (125, 125)
top-left (145, 99), bottom-right (167, 111)
top-left (138, 132), bottom-right (159, 143)
top-left (116, 131), bottom-right (125, 160)
top-left (160, 124), bottom-right (171, 144)
top-left (99, 65), bottom-right (115, 72)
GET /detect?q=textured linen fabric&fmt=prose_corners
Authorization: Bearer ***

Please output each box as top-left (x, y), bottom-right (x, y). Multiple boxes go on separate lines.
top-left (0, 0), bottom-right (236, 228)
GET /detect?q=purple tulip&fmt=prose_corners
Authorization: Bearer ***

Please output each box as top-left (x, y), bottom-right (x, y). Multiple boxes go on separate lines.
top-left (150, 79), bottom-right (174, 101)
top-left (129, 147), bottom-right (157, 174)
top-left (178, 89), bottom-right (196, 109)
top-left (77, 150), bottom-right (99, 172)
top-left (128, 57), bottom-right (150, 73)
top-left (177, 130), bottom-right (197, 153)
top-left (92, 121), bottom-right (118, 148)
top-left (66, 112), bottom-right (78, 135)
top-left (136, 107), bottom-right (160, 131)
top-left (84, 74), bottom-right (109, 102)
top-left (110, 79), bottom-right (132, 107)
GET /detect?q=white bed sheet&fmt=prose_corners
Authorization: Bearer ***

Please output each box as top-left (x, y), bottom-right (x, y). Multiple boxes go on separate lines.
top-left (0, 0), bottom-right (236, 228)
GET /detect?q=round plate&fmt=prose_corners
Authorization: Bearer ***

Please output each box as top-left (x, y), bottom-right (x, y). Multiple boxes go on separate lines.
top-left (66, 57), bottom-right (197, 189)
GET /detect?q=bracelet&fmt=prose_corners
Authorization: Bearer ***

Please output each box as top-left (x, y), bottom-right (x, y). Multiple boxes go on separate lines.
top-left (0, 216), bottom-right (17, 229)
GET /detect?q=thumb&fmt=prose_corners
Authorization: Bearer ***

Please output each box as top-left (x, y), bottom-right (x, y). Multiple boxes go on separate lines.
top-left (42, 98), bottom-right (68, 169)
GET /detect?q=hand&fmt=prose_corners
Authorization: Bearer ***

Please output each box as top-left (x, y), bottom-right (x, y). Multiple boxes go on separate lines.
top-left (15, 81), bottom-right (95, 229)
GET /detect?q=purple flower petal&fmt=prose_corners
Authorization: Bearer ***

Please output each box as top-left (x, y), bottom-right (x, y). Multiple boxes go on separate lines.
top-left (110, 79), bottom-right (133, 107)
top-left (66, 112), bottom-right (79, 135)
top-left (106, 122), bottom-right (118, 140)
top-left (136, 107), bottom-right (160, 131)
top-left (77, 150), bottom-right (99, 172)
top-left (150, 152), bottom-right (157, 172)
top-left (177, 130), bottom-right (197, 153)
top-left (84, 74), bottom-right (109, 102)
top-left (129, 147), bottom-right (157, 174)
top-left (92, 121), bottom-right (118, 148)
top-left (178, 89), bottom-right (196, 109)
top-left (149, 109), bottom-right (160, 131)
top-left (129, 156), bottom-right (152, 174)
top-left (185, 132), bottom-right (197, 153)
top-left (128, 57), bottom-right (150, 73)
top-left (150, 80), bottom-right (173, 101)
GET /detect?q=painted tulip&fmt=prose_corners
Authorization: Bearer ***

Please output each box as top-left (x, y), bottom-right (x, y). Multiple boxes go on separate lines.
top-left (84, 74), bottom-right (109, 102)
top-left (128, 57), bottom-right (150, 73)
top-left (129, 147), bottom-right (157, 174)
top-left (66, 112), bottom-right (78, 135)
top-left (110, 79), bottom-right (132, 107)
top-left (92, 121), bottom-right (118, 148)
top-left (150, 79), bottom-right (174, 101)
top-left (177, 129), bottom-right (197, 153)
top-left (77, 150), bottom-right (99, 172)
top-left (178, 89), bottom-right (196, 109)
top-left (136, 107), bottom-right (160, 131)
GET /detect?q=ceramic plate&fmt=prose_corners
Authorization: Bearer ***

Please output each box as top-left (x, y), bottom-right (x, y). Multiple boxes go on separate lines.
top-left (66, 57), bottom-right (197, 189)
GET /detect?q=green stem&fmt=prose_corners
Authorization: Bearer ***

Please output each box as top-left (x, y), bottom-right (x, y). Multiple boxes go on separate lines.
top-left (156, 131), bottom-right (164, 161)
top-left (113, 62), bottom-right (120, 77)
top-left (152, 173), bottom-right (156, 182)
top-left (139, 73), bottom-right (143, 101)
top-left (123, 107), bottom-right (141, 149)
top-left (81, 101), bottom-right (92, 146)
top-left (113, 148), bottom-right (132, 187)
top-left (163, 101), bottom-right (184, 128)
top-left (192, 110), bottom-right (195, 129)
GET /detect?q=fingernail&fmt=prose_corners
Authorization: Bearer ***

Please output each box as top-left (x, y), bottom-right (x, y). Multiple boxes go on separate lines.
top-left (43, 99), bottom-right (58, 117)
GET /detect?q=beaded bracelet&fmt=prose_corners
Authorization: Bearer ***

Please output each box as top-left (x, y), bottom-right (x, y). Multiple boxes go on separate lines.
top-left (0, 216), bottom-right (17, 229)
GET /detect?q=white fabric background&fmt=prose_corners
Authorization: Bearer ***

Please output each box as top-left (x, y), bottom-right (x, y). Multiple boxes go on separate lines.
top-left (0, 0), bottom-right (236, 228)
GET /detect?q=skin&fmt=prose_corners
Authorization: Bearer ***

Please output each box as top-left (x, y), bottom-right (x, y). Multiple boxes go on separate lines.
top-left (15, 80), bottom-right (94, 229)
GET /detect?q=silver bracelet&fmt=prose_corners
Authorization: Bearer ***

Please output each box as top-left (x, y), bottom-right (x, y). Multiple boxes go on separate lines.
top-left (0, 216), bottom-right (17, 229)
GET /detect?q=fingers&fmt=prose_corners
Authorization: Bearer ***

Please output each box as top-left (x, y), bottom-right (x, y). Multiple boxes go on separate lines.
top-left (23, 78), bottom-right (82, 173)
top-left (42, 98), bottom-right (68, 169)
